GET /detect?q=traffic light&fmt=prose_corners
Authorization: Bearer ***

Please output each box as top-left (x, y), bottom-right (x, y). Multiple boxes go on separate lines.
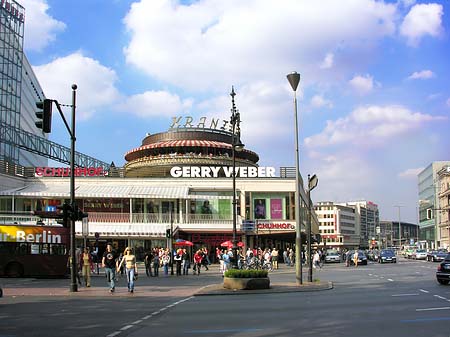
top-left (72, 205), bottom-right (88, 221)
top-left (35, 99), bottom-right (53, 133)
top-left (166, 229), bottom-right (171, 238)
top-left (56, 203), bottom-right (73, 227)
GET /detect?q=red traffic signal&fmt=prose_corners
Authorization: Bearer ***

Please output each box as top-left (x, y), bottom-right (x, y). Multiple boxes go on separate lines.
top-left (35, 99), bottom-right (53, 133)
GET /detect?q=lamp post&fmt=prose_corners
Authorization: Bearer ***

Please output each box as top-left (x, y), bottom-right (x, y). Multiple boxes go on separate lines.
top-left (286, 71), bottom-right (302, 285)
top-left (230, 87), bottom-right (244, 269)
top-left (69, 84), bottom-right (77, 292)
top-left (307, 174), bottom-right (318, 283)
top-left (394, 205), bottom-right (403, 249)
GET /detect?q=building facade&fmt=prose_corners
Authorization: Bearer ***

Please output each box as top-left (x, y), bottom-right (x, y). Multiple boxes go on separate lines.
top-left (437, 165), bottom-right (450, 249)
top-left (418, 161), bottom-right (450, 249)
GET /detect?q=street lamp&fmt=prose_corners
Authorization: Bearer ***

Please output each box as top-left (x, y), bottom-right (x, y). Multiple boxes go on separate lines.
top-left (307, 174), bottom-right (318, 282)
top-left (230, 87), bottom-right (244, 269)
top-left (394, 205), bottom-right (404, 249)
top-left (286, 71), bottom-right (302, 285)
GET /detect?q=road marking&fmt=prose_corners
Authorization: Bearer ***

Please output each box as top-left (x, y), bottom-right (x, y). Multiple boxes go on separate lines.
top-left (434, 295), bottom-right (447, 300)
top-left (106, 332), bottom-right (121, 337)
top-left (419, 289), bottom-right (429, 293)
top-left (142, 315), bottom-right (151, 320)
top-left (416, 307), bottom-right (450, 312)
top-left (132, 320), bottom-right (142, 325)
top-left (387, 279), bottom-right (394, 282)
top-left (392, 293), bottom-right (419, 297)
top-left (402, 316), bottom-right (450, 323)
top-left (184, 328), bottom-right (263, 334)
top-left (120, 325), bottom-right (133, 331)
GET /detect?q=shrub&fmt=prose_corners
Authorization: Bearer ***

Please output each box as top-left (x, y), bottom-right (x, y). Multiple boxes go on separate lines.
top-left (224, 269), bottom-right (268, 278)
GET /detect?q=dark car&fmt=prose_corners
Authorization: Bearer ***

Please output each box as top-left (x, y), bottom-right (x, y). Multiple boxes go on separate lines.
top-left (427, 250), bottom-right (448, 262)
top-left (346, 250), bottom-right (368, 266)
top-left (378, 249), bottom-right (396, 263)
top-left (436, 253), bottom-right (450, 285)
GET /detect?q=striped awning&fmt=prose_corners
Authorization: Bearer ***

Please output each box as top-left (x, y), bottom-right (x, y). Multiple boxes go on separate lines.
top-left (125, 139), bottom-right (231, 156)
top-left (0, 184), bottom-right (189, 199)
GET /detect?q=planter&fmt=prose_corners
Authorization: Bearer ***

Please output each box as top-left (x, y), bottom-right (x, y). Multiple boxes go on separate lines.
top-left (223, 277), bottom-right (270, 290)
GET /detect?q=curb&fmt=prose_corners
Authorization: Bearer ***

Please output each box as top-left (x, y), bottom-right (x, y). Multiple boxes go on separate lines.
top-left (194, 281), bottom-right (333, 296)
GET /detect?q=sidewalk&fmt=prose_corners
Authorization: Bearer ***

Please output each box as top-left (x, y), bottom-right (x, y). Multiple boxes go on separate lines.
top-left (1, 263), bottom-right (332, 298)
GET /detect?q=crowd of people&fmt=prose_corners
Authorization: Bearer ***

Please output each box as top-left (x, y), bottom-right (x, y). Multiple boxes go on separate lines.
top-left (69, 244), bottom-right (332, 293)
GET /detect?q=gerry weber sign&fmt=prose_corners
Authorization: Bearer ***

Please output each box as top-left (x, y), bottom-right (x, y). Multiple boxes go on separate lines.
top-left (170, 166), bottom-right (276, 178)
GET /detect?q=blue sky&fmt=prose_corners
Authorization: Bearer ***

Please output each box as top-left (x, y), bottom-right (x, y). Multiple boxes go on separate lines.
top-left (21, 0), bottom-right (450, 223)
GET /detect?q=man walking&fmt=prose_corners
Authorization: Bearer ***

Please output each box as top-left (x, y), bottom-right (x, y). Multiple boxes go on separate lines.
top-left (102, 243), bottom-right (118, 293)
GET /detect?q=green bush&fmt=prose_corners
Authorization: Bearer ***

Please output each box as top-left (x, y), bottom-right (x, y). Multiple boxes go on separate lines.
top-left (224, 269), bottom-right (268, 278)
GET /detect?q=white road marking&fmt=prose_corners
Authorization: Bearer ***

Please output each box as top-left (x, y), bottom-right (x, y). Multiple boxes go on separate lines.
top-left (434, 295), bottom-right (447, 300)
top-left (419, 289), bottom-right (429, 293)
top-left (132, 320), bottom-right (142, 325)
top-left (106, 332), bottom-right (121, 337)
top-left (416, 307), bottom-right (450, 312)
top-left (387, 279), bottom-right (394, 282)
top-left (392, 293), bottom-right (419, 297)
top-left (120, 325), bottom-right (133, 331)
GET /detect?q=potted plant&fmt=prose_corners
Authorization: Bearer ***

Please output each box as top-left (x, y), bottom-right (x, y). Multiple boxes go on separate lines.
top-left (223, 269), bottom-right (270, 290)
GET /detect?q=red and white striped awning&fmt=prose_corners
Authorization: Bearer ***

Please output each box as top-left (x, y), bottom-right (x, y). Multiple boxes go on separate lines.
top-left (125, 140), bottom-right (231, 156)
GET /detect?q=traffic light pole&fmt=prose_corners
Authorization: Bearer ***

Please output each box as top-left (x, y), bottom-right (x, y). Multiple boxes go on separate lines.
top-left (69, 85), bottom-right (77, 292)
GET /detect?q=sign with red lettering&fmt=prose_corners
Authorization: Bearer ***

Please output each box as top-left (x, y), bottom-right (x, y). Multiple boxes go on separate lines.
top-left (257, 222), bottom-right (295, 230)
top-left (35, 167), bottom-right (106, 177)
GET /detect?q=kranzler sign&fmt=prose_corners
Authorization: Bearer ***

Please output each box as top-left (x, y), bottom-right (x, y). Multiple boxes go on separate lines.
top-left (170, 166), bottom-right (276, 178)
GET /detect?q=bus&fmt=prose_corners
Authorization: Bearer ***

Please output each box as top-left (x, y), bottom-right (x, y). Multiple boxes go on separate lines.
top-left (0, 224), bottom-right (69, 277)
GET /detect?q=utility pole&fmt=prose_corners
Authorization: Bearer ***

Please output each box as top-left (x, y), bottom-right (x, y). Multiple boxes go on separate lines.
top-left (394, 205), bottom-right (404, 250)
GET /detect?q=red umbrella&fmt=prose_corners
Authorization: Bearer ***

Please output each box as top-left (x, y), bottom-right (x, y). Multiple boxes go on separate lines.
top-left (174, 239), bottom-right (194, 246)
top-left (220, 241), bottom-right (244, 248)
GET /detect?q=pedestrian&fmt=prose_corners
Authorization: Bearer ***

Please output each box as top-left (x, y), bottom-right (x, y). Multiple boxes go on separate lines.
top-left (152, 251), bottom-right (160, 277)
top-left (288, 248), bottom-right (295, 266)
top-left (222, 249), bottom-right (231, 276)
top-left (193, 249), bottom-right (203, 275)
top-left (80, 247), bottom-right (93, 287)
top-left (117, 247), bottom-right (138, 293)
top-left (353, 250), bottom-right (359, 267)
top-left (272, 248), bottom-right (279, 270)
top-left (144, 250), bottom-right (152, 277)
top-left (174, 249), bottom-right (182, 276)
top-left (201, 248), bottom-right (209, 271)
top-left (102, 243), bottom-right (118, 293)
top-left (182, 248), bottom-right (190, 275)
top-left (162, 250), bottom-right (170, 276)
top-left (313, 250), bottom-right (321, 269)
top-left (67, 248), bottom-right (82, 285)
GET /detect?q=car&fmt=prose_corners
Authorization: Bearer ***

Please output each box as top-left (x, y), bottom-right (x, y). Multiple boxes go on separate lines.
top-left (412, 249), bottom-right (427, 260)
top-left (378, 249), bottom-right (396, 263)
top-left (427, 250), bottom-right (448, 262)
top-left (436, 253), bottom-right (450, 285)
top-left (346, 250), bottom-right (368, 266)
top-left (325, 251), bottom-right (341, 263)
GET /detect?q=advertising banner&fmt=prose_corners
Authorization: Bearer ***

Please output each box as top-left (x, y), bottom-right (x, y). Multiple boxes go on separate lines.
top-left (270, 199), bottom-right (283, 219)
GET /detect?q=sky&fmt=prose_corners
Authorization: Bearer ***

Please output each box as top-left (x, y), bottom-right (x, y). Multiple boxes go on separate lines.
top-left (19, 0), bottom-right (450, 224)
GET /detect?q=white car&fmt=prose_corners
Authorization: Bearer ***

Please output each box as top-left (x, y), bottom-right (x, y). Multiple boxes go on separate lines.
top-left (325, 252), bottom-right (341, 263)
top-left (413, 249), bottom-right (427, 260)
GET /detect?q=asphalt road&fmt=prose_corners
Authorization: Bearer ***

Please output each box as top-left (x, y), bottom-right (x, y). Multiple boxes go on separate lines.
top-left (1, 258), bottom-right (449, 337)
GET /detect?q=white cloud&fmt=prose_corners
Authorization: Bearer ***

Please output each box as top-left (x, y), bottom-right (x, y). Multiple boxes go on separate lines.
top-left (33, 52), bottom-right (121, 120)
top-left (446, 98), bottom-right (450, 107)
top-left (320, 53), bottom-right (334, 69)
top-left (408, 70), bottom-right (435, 80)
top-left (21, 0), bottom-right (66, 51)
top-left (400, 0), bottom-right (416, 8)
top-left (122, 91), bottom-right (193, 118)
top-left (400, 3), bottom-right (443, 47)
top-left (398, 167), bottom-right (424, 179)
top-left (349, 74), bottom-right (375, 95)
top-left (310, 95), bottom-right (333, 109)
top-left (304, 105), bottom-right (446, 148)
top-left (123, 0), bottom-right (397, 91)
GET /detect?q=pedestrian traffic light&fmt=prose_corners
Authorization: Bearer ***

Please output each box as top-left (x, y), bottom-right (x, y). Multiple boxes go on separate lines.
top-left (35, 99), bottom-right (53, 133)
top-left (166, 229), bottom-right (171, 238)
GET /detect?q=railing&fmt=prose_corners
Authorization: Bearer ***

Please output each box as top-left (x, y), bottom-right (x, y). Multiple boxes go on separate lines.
top-left (86, 212), bottom-right (233, 224)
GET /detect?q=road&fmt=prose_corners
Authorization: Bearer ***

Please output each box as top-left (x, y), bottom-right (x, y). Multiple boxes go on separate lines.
top-left (1, 258), bottom-right (449, 337)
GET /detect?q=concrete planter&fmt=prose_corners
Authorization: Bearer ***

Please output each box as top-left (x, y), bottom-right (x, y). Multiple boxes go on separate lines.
top-left (223, 277), bottom-right (270, 290)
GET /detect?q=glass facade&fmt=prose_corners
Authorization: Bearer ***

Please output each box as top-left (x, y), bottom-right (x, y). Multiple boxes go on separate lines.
top-left (0, 0), bottom-right (25, 164)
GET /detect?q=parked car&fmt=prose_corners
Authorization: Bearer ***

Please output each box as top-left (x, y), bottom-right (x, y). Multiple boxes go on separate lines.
top-left (412, 249), bottom-right (427, 260)
top-left (378, 250), bottom-right (396, 263)
top-left (427, 250), bottom-right (448, 262)
top-left (325, 251), bottom-right (341, 263)
top-left (436, 253), bottom-right (450, 285)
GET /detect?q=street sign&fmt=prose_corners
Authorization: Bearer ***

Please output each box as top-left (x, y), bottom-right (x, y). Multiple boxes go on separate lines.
top-left (82, 217), bottom-right (89, 236)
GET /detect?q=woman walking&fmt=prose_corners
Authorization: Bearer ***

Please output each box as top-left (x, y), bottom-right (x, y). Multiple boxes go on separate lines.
top-left (117, 247), bottom-right (138, 293)
top-left (80, 247), bottom-right (93, 287)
